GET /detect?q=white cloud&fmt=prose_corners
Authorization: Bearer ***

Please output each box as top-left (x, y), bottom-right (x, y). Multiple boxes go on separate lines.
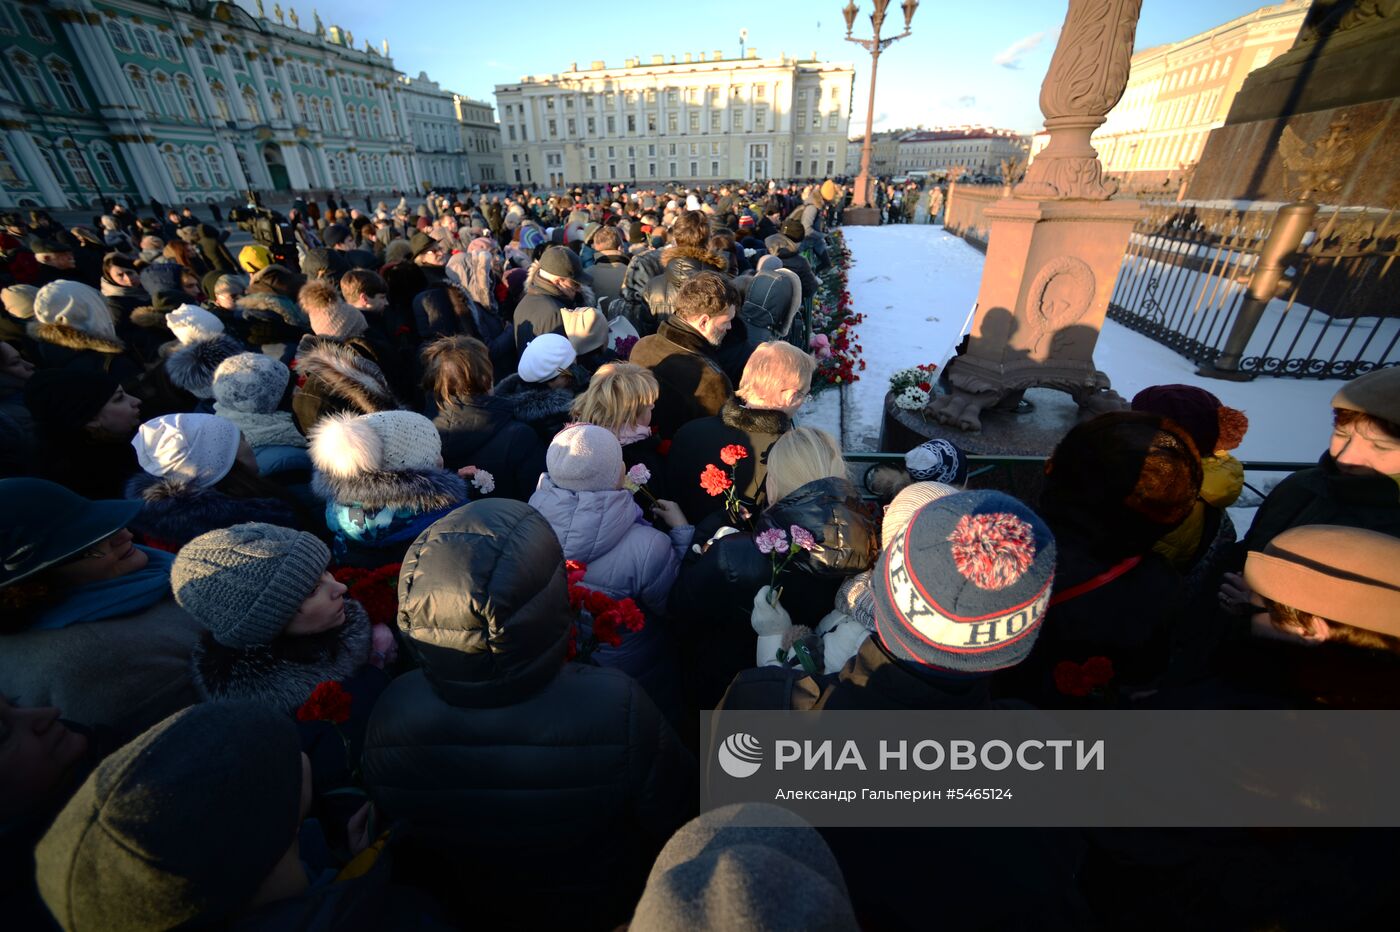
top-left (992, 27), bottom-right (1060, 69)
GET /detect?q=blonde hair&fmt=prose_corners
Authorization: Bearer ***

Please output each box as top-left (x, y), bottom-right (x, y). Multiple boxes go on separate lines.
top-left (765, 426), bottom-right (846, 503)
top-left (737, 342), bottom-right (816, 409)
top-left (570, 362), bottom-right (659, 434)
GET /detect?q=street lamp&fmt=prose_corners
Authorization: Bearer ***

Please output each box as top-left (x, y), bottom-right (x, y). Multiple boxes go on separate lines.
top-left (844, 0), bottom-right (917, 221)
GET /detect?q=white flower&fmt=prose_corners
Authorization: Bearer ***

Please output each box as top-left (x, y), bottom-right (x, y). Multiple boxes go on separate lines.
top-left (471, 469), bottom-right (496, 495)
top-left (894, 386), bottom-right (930, 411)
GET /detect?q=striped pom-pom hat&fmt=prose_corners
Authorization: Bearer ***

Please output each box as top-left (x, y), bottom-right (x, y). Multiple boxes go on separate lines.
top-left (873, 490), bottom-right (1055, 674)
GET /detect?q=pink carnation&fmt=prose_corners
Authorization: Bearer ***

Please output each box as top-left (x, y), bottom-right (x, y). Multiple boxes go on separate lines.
top-left (789, 526), bottom-right (816, 552)
top-left (626, 464), bottom-right (651, 486)
top-left (754, 528), bottom-right (788, 555)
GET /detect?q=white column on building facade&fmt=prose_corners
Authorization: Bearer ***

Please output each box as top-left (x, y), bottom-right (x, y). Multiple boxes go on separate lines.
top-left (327, 69), bottom-right (350, 133)
top-left (5, 129), bottom-right (68, 207)
top-left (243, 140), bottom-right (273, 189)
top-left (214, 48), bottom-right (253, 122)
top-left (249, 44), bottom-right (284, 125)
top-left (219, 138), bottom-right (250, 189)
top-left (348, 149), bottom-right (366, 189)
top-left (278, 141), bottom-right (309, 189)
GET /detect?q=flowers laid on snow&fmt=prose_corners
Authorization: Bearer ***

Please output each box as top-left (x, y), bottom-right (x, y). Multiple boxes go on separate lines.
top-left (809, 230), bottom-right (866, 391)
top-left (564, 559), bottom-right (647, 663)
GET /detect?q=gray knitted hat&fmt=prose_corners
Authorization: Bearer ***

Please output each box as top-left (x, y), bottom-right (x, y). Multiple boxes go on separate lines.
top-left (211, 352), bottom-right (291, 414)
top-left (36, 702), bottom-right (303, 932)
top-left (172, 522), bottom-right (330, 647)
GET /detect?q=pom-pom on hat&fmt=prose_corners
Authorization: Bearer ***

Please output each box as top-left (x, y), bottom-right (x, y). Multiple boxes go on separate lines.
top-left (546, 424), bottom-right (625, 493)
top-left (905, 438), bottom-right (968, 485)
top-left (1130, 383), bottom-right (1248, 455)
top-left (309, 410), bottom-right (441, 478)
top-left (873, 490), bottom-right (1055, 675)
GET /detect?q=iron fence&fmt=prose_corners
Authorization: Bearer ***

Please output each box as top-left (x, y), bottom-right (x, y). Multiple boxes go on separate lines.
top-left (1106, 201), bottom-right (1399, 380)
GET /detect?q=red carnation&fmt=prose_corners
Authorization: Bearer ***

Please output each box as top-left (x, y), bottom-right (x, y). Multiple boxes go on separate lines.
top-left (568, 584), bottom-right (587, 612)
top-left (584, 589), bottom-right (615, 618)
top-left (720, 444), bottom-right (749, 467)
top-left (296, 680), bottom-right (353, 724)
top-left (613, 597), bottom-right (645, 632)
top-left (565, 559), bottom-right (588, 587)
top-left (700, 464), bottom-right (732, 497)
top-left (592, 609), bottom-right (625, 648)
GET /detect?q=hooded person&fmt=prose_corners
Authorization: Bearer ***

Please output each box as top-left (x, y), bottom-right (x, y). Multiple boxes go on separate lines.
top-left (25, 368), bottom-right (144, 501)
top-left (25, 280), bottom-right (144, 385)
top-left (513, 244), bottom-right (592, 351)
top-left (125, 413), bottom-right (303, 551)
top-left (669, 427), bottom-right (880, 714)
top-left (211, 352), bottom-right (311, 481)
top-left (34, 701), bottom-right (435, 932)
top-left (309, 410), bottom-right (468, 567)
top-left (642, 210), bottom-right (730, 323)
top-left (289, 307), bottom-right (398, 437)
top-left (528, 424), bottom-right (692, 714)
top-left (144, 304), bottom-right (245, 413)
top-left (173, 524), bottom-right (393, 787)
top-left (739, 254), bottom-right (803, 343)
top-left (492, 332), bottom-right (589, 443)
top-left (0, 478), bottom-right (202, 742)
top-left (1, 283), bottom-right (37, 343)
top-left (234, 265), bottom-right (309, 364)
top-left (630, 804), bottom-right (859, 932)
top-left (764, 232), bottom-right (820, 304)
top-left (361, 499), bottom-right (696, 930)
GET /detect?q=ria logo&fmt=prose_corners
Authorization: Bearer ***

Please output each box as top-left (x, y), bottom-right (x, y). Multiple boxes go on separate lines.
top-left (717, 732), bottom-right (764, 778)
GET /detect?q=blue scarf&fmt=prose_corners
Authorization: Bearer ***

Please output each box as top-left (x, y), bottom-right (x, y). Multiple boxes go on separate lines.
top-left (32, 546), bottom-right (174, 631)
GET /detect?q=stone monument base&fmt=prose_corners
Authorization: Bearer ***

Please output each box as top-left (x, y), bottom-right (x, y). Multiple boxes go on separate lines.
top-left (841, 207), bottom-right (882, 226)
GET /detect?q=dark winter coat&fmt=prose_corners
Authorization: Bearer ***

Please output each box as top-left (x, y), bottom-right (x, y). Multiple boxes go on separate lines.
top-left (740, 267), bottom-right (802, 341)
top-left (669, 477), bottom-right (879, 712)
top-left (630, 316), bottom-right (733, 440)
top-left (138, 333), bottom-right (245, 417)
top-left (491, 367), bottom-right (585, 444)
top-left (433, 395), bottom-right (545, 501)
top-left (196, 224), bottom-right (238, 274)
top-left (772, 247), bottom-right (820, 304)
top-left (512, 274), bottom-right (575, 350)
top-left (233, 292), bottom-right (307, 364)
top-left (23, 320), bottom-right (144, 387)
top-left (641, 246), bottom-right (729, 322)
top-left (361, 500), bottom-right (696, 930)
top-left (291, 338), bottom-right (398, 435)
top-left (411, 286), bottom-right (481, 341)
top-left (312, 463), bottom-right (467, 568)
top-left (618, 249), bottom-right (665, 335)
top-left (589, 250), bottom-right (629, 303)
top-left (666, 396), bottom-right (792, 523)
top-left (1240, 455), bottom-right (1400, 555)
top-left (124, 472), bottom-right (302, 551)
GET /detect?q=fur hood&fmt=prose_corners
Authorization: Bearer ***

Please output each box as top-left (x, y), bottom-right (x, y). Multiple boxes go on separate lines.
top-left (523, 262), bottom-right (598, 308)
top-left (237, 291), bottom-right (308, 329)
top-left (125, 471), bottom-right (299, 548)
top-left (26, 320), bottom-right (126, 354)
top-left (295, 340), bottom-right (396, 414)
top-left (128, 305), bottom-right (171, 329)
top-left (494, 370), bottom-right (579, 427)
top-left (659, 244), bottom-right (728, 271)
top-left (162, 334), bottom-right (244, 399)
top-left (312, 464), bottom-right (467, 512)
top-left (721, 396), bottom-right (791, 436)
top-left (191, 599), bottom-right (372, 711)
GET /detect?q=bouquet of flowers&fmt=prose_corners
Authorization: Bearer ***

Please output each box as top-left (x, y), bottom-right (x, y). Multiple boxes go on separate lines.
top-left (894, 385), bottom-right (931, 411)
top-left (889, 363), bottom-right (939, 394)
top-left (754, 524), bottom-right (817, 605)
top-left (564, 559), bottom-right (647, 663)
top-left (1053, 656), bottom-right (1116, 700)
top-left (699, 444), bottom-right (751, 525)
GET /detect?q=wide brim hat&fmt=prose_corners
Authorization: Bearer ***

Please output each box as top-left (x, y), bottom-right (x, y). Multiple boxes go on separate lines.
top-left (0, 478), bottom-right (142, 587)
top-left (1244, 524), bottom-right (1400, 637)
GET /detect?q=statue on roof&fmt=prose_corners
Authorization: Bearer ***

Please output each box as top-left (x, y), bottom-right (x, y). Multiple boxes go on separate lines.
top-left (313, 9), bottom-right (324, 37)
top-left (289, 8), bottom-right (299, 29)
top-left (345, 29), bottom-right (353, 48)
top-left (382, 39), bottom-right (390, 57)
top-left (272, 4), bottom-right (283, 25)
top-left (255, 0), bottom-right (265, 17)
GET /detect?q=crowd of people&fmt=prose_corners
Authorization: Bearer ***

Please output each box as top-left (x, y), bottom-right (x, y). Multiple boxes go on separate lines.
top-left (2, 179), bottom-right (1399, 930)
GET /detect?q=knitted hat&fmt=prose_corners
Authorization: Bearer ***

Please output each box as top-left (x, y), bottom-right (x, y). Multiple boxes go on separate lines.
top-left (212, 352), bottom-right (291, 414)
top-left (1332, 367), bottom-right (1400, 427)
top-left (173, 522), bottom-right (331, 647)
top-left (133, 413), bottom-right (241, 488)
top-left (238, 244), bottom-right (273, 274)
top-left (0, 477), bottom-right (142, 588)
top-left (35, 702), bottom-right (303, 932)
top-left (306, 300), bottom-right (368, 341)
top-left (1130, 384), bottom-right (1249, 455)
top-left (882, 481), bottom-right (959, 548)
top-left (518, 333), bottom-right (577, 384)
top-left (1, 283), bottom-right (37, 319)
top-left (873, 490), bottom-right (1055, 674)
top-left (33, 281), bottom-right (118, 342)
top-left (25, 369), bottom-right (120, 436)
top-left (213, 273), bottom-right (247, 296)
top-left (539, 244), bottom-right (582, 280)
top-left (561, 307), bottom-right (608, 355)
top-left (321, 223), bottom-right (351, 247)
top-left (546, 424), bottom-right (624, 492)
top-left (519, 223), bottom-right (546, 252)
top-left (1245, 525), bottom-right (1400, 638)
top-left (165, 304), bottom-right (225, 345)
top-left (309, 410), bottom-right (441, 478)
top-left (632, 804), bottom-right (858, 932)
top-left (905, 438), bottom-right (968, 485)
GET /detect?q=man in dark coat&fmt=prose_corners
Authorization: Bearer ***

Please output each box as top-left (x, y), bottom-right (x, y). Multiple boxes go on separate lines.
top-left (361, 500), bottom-right (695, 930)
top-left (512, 244), bottom-right (583, 353)
top-left (629, 272), bottom-right (735, 439)
top-left (666, 340), bottom-right (812, 521)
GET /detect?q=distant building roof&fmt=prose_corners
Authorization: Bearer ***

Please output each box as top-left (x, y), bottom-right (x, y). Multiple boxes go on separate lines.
top-left (899, 128), bottom-right (1024, 143)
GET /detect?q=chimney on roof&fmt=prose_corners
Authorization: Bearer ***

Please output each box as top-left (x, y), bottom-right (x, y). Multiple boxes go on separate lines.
top-left (713, 49), bottom-right (723, 62)
top-left (569, 62), bottom-right (577, 71)
top-left (698, 52), bottom-right (706, 62)
top-left (591, 60), bottom-right (605, 70)
top-left (651, 54), bottom-right (663, 64)
top-left (684, 52), bottom-right (692, 63)
top-left (747, 48), bottom-right (757, 59)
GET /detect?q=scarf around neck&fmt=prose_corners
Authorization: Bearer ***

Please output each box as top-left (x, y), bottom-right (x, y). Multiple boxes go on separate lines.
top-left (32, 545), bottom-right (174, 630)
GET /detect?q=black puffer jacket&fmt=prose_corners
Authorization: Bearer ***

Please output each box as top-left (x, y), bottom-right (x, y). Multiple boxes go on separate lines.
top-left (666, 396), bottom-right (792, 523)
top-left (641, 246), bottom-right (729, 322)
top-left (362, 500), bottom-right (695, 930)
top-left (668, 476), bottom-right (879, 712)
top-left (433, 394), bottom-right (546, 501)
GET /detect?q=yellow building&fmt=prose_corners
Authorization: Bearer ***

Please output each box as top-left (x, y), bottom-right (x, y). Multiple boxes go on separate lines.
top-left (494, 51), bottom-right (854, 187)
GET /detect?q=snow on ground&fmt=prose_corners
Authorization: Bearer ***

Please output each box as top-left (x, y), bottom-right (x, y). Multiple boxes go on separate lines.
top-left (837, 224), bottom-right (1347, 473)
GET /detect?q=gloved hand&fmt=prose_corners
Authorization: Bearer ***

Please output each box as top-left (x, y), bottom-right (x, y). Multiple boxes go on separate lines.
top-left (821, 618), bottom-right (870, 675)
top-left (752, 585), bottom-right (794, 668)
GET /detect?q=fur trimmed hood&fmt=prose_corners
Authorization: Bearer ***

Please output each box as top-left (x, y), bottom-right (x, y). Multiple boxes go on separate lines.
top-left (493, 370), bottom-right (579, 427)
top-left (125, 471), bottom-right (300, 549)
top-left (236, 291), bottom-right (308, 329)
top-left (659, 244), bottom-right (728, 271)
top-left (191, 599), bottom-right (372, 711)
top-left (26, 320), bottom-right (126, 355)
top-left (162, 334), bottom-right (245, 399)
top-left (721, 396), bottom-right (791, 436)
top-left (312, 464), bottom-right (467, 512)
top-left (294, 340), bottom-right (396, 415)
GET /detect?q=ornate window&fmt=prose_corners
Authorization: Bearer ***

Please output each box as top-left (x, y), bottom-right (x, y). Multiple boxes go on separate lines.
top-left (106, 20), bottom-right (133, 52)
top-left (153, 72), bottom-right (180, 117)
top-left (63, 146), bottom-right (96, 189)
top-left (0, 141), bottom-right (26, 189)
top-left (92, 145), bottom-right (124, 188)
top-left (134, 28), bottom-right (158, 58)
top-left (176, 75), bottom-right (201, 119)
top-left (242, 85), bottom-right (263, 122)
top-left (163, 146), bottom-right (188, 187)
top-left (12, 53), bottom-right (55, 108)
top-left (196, 41), bottom-right (214, 67)
top-left (209, 81), bottom-right (232, 121)
top-left (47, 58), bottom-right (85, 111)
top-left (322, 98), bottom-right (335, 130)
top-left (358, 105), bottom-right (370, 136)
top-left (19, 8), bottom-right (53, 42)
top-left (371, 106), bottom-right (382, 135)
top-left (295, 93), bottom-right (308, 122)
top-left (270, 91), bottom-right (285, 121)
top-left (160, 33), bottom-right (181, 62)
top-left (205, 148), bottom-right (228, 187)
top-left (186, 149), bottom-right (209, 187)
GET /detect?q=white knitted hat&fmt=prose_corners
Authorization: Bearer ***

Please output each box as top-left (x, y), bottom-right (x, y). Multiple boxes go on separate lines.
top-left (518, 333), bottom-right (576, 384)
top-left (166, 304), bottom-right (225, 345)
top-left (211, 353), bottom-right (290, 414)
top-left (132, 413), bottom-right (241, 488)
top-left (309, 410), bottom-right (441, 478)
top-left (546, 424), bottom-right (624, 492)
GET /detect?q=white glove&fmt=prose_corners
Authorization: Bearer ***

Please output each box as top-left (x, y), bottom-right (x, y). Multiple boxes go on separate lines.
top-left (752, 586), bottom-right (793, 668)
top-left (821, 618), bottom-right (871, 675)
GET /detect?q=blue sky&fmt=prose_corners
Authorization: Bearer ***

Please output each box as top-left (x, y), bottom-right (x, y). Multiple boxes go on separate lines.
top-left (237, 1), bottom-right (1291, 133)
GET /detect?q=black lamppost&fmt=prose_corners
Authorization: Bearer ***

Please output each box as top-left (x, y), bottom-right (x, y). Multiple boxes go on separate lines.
top-left (843, 0), bottom-right (917, 223)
